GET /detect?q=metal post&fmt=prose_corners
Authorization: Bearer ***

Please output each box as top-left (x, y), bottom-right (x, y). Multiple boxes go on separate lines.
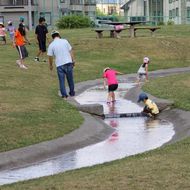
top-left (51, 0), bottom-right (54, 27)
top-left (156, 0), bottom-right (158, 24)
top-left (43, 0), bottom-right (45, 15)
top-left (28, 0), bottom-right (32, 30)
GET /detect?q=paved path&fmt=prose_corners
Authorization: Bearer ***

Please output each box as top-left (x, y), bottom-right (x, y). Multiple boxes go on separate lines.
top-left (0, 67), bottom-right (190, 171)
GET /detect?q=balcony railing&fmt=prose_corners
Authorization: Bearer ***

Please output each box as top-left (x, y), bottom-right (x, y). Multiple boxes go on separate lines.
top-left (0, 0), bottom-right (36, 6)
top-left (70, 0), bottom-right (96, 5)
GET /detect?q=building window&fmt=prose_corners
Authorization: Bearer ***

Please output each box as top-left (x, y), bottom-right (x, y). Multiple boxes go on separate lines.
top-left (169, 0), bottom-right (172, 3)
top-left (108, 6), bottom-right (116, 15)
top-left (176, 7), bottom-right (179, 17)
top-left (60, 0), bottom-right (65, 3)
top-left (187, 7), bottom-right (190, 18)
top-left (169, 10), bottom-right (172, 19)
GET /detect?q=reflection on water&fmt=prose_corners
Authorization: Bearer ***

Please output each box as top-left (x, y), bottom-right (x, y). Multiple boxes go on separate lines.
top-left (0, 83), bottom-right (175, 186)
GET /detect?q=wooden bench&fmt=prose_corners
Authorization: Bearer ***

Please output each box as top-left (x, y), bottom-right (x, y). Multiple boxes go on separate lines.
top-left (92, 27), bottom-right (128, 38)
top-left (134, 26), bottom-right (161, 37)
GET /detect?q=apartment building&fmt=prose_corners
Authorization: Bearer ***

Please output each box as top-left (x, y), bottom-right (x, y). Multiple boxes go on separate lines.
top-left (0, 0), bottom-right (96, 29)
top-left (121, 0), bottom-right (190, 24)
top-left (96, 0), bottom-right (124, 16)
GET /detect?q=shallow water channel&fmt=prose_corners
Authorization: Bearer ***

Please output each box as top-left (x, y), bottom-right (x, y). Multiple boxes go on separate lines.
top-left (0, 83), bottom-right (175, 185)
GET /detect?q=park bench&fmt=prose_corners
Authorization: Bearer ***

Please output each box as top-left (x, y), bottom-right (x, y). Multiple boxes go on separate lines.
top-left (92, 27), bottom-right (128, 38)
top-left (134, 26), bottom-right (161, 37)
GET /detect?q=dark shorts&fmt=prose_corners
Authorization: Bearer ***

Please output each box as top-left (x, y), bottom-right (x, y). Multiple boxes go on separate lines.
top-left (0, 36), bottom-right (6, 42)
top-left (138, 73), bottom-right (146, 80)
top-left (38, 40), bottom-right (46, 52)
top-left (108, 84), bottom-right (118, 92)
top-left (16, 45), bottom-right (28, 59)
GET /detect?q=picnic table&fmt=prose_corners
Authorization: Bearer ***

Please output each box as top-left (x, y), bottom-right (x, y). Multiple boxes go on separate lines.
top-left (92, 21), bottom-right (161, 38)
top-left (92, 27), bottom-right (128, 38)
top-left (134, 26), bottom-right (161, 37)
top-left (105, 21), bottom-right (146, 38)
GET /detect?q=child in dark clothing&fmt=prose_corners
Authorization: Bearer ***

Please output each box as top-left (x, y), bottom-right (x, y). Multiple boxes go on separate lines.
top-left (34, 17), bottom-right (49, 62)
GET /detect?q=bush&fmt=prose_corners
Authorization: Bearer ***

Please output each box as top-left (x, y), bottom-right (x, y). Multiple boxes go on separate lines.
top-left (167, 20), bottom-right (175, 25)
top-left (157, 21), bottom-right (165, 26)
top-left (56, 15), bottom-right (91, 29)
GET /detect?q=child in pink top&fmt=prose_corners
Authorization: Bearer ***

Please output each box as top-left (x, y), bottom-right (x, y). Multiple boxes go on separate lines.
top-left (103, 67), bottom-right (123, 103)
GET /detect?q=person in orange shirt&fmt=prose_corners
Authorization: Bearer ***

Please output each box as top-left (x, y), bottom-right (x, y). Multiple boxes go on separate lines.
top-left (13, 24), bottom-right (28, 69)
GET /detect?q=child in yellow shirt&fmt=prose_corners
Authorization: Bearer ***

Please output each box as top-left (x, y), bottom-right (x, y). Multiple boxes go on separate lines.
top-left (138, 92), bottom-right (159, 117)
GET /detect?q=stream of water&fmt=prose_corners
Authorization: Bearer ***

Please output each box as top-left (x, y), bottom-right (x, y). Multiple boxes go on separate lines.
top-left (0, 83), bottom-right (174, 185)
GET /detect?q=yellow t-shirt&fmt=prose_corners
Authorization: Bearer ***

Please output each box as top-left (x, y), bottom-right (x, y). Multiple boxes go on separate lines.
top-left (145, 99), bottom-right (159, 115)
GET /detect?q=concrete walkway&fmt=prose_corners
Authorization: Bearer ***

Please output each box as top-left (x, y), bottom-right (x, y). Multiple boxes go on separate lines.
top-left (0, 67), bottom-right (190, 171)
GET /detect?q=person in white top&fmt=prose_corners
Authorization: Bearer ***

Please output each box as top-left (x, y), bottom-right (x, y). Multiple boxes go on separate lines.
top-left (136, 57), bottom-right (150, 85)
top-left (47, 30), bottom-right (75, 99)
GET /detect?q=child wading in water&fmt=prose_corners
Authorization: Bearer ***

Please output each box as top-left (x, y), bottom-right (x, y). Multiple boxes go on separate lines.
top-left (103, 67), bottom-right (123, 104)
top-left (137, 92), bottom-right (159, 118)
top-left (137, 57), bottom-right (150, 85)
top-left (13, 24), bottom-right (28, 69)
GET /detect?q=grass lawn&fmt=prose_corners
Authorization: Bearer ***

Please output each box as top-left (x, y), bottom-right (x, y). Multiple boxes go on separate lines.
top-left (0, 25), bottom-right (190, 152)
top-left (0, 25), bottom-right (190, 189)
top-left (1, 73), bottom-right (190, 190)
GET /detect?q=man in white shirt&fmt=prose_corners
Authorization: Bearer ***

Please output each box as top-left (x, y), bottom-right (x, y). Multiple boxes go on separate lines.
top-left (47, 30), bottom-right (75, 99)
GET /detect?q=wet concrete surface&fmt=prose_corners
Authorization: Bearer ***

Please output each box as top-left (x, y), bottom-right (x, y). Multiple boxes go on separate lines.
top-left (0, 83), bottom-right (175, 185)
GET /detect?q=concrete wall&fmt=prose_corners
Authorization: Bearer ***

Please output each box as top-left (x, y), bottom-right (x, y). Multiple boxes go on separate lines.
top-left (0, 12), bottom-right (28, 27)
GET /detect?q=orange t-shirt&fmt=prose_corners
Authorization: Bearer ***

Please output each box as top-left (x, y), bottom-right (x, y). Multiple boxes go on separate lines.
top-left (14, 30), bottom-right (24, 46)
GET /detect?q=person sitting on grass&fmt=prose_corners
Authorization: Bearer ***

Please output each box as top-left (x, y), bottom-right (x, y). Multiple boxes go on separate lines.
top-left (137, 92), bottom-right (159, 118)
top-left (103, 67), bottom-right (123, 104)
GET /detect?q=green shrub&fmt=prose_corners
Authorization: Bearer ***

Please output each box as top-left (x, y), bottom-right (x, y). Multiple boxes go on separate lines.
top-left (167, 20), bottom-right (175, 25)
top-left (56, 15), bottom-right (91, 29)
top-left (157, 21), bottom-right (165, 26)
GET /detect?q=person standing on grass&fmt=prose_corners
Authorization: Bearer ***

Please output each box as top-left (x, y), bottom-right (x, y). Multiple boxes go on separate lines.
top-left (103, 67), bottom-right (123, 104)
top-left (13, 24), bottom-right (28, 69)
top-left (47, 30), bottom-right (75, 99)
top-left (0, 22), bottom-right (6, 45)
top-left (19, 16), bottom-right (30, 45)
top-left (35, 17), bottom-right (49, 62)
top-left (6, 21), bottom-right (16, 42)
top-left (137, 57), bottom-right (150, 84)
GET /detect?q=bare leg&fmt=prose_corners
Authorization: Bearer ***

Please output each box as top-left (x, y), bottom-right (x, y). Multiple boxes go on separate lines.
top-left (36, 50), bottom-right (42, 58)
top-left (107, 92), bottom-right (112, 103)
top-left (41, 52), bottom-right (46, 62)
top-left (20, 59), bottom-right (28, 69)
top-left (111, 92), bottom-right (115, 102)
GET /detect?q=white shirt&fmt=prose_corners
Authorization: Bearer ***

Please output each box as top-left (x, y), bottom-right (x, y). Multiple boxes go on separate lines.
top-left (138, 64), bottom-right (146, 74)
top-left (47, 37), bottom-right (72, 67)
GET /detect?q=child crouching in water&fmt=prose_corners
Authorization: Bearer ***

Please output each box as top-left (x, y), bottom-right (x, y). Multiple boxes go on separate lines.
top-left (13, 24), bottom-right (28, 69)
top-left (137, 92), bottom-right (159, 118)
top-left (103, 67), bottom-right (123, 103)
